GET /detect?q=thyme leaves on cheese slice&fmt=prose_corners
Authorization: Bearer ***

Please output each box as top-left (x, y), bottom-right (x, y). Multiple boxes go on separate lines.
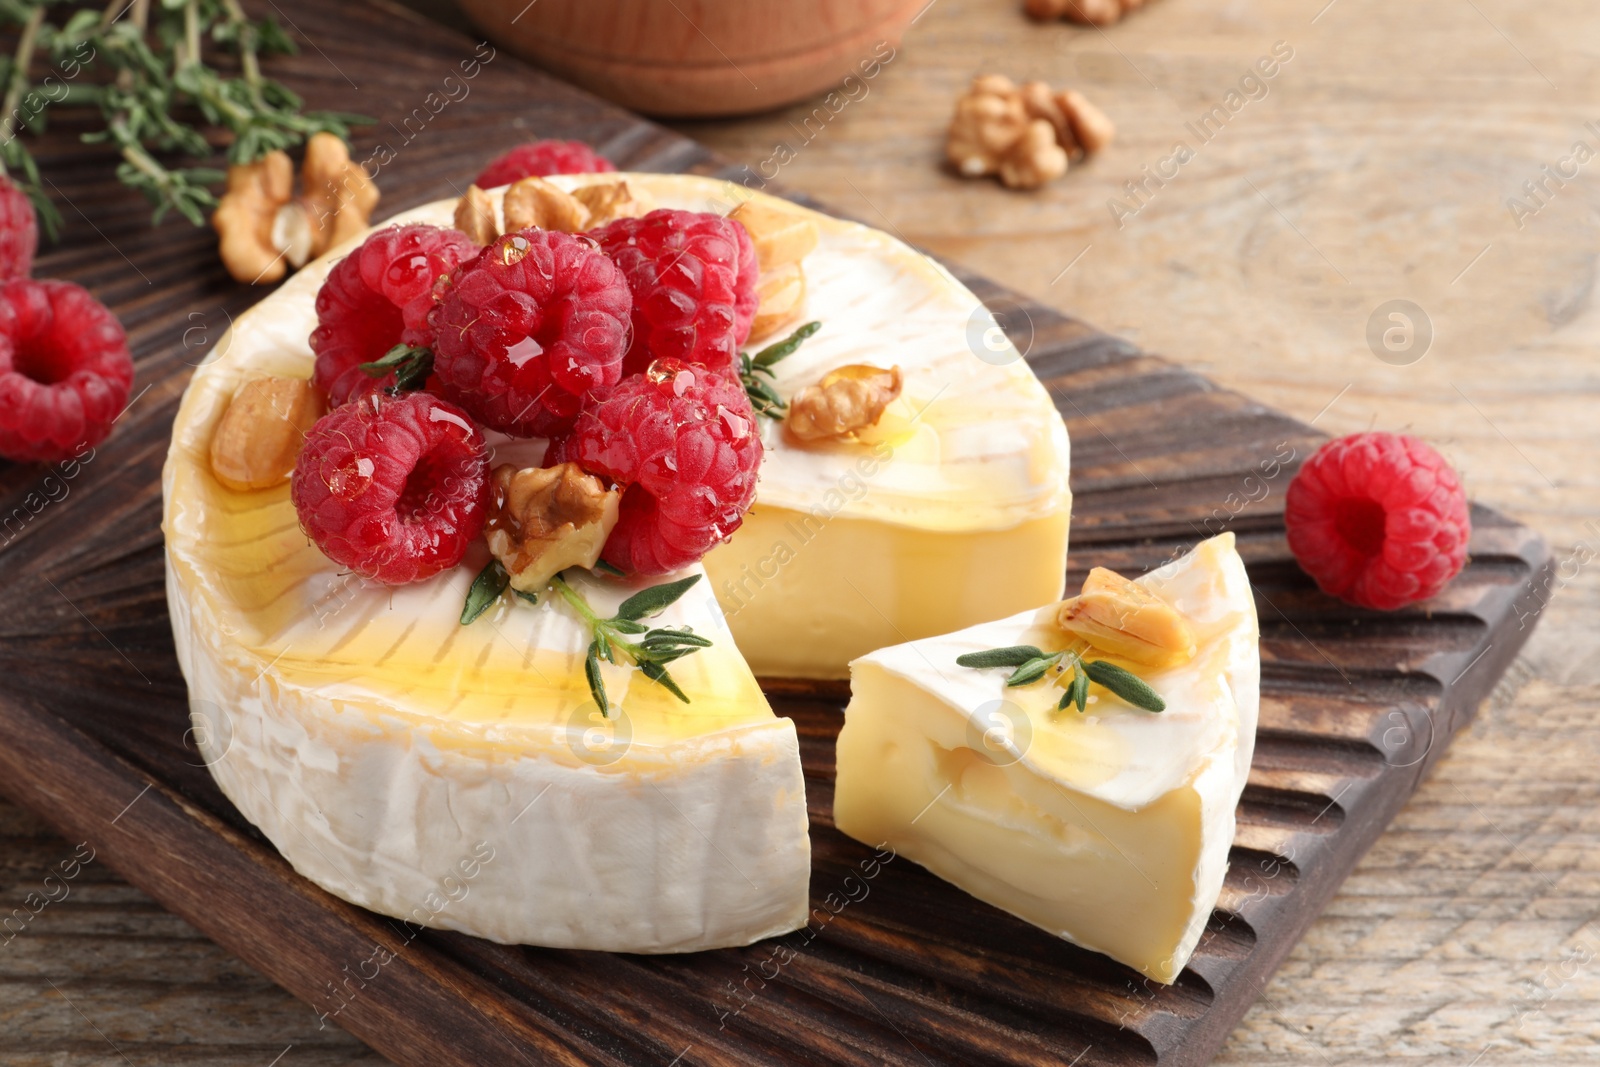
top-left (551, 573), bottom-right (711, 715)
top-left (955, 645), bottom-right (1166, 714)
top-left (738, 320), bottom-right (820, 418)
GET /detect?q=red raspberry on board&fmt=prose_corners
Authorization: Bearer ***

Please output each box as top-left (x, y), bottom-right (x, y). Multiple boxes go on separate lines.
top-left (549, 358), bottom-right (762, 575)
top-left (1284, 432), bottom-right (1471, 611)
top-left (291, 392), bottom-right (491, 585)
top-left (431, 229), bottom-right (631, 438)
top-left (311, 224), bottom-right (478, 405)
top-left (474, 140), bottom-right (616, 188)
top-left (591, 209), bottom-right (759, 377)
top-left (0, 176), bottom-right (38, 281)
top-left (0, 279), bottom-right (133, 464)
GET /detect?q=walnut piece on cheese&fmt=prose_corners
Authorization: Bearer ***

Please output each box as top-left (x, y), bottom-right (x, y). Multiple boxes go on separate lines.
top-left (1057, 566), bottom-right (1196, 669)
top-left (786, 365), bottom-right (904, 443)
top-left (485, 463), bottom-right (621, 593)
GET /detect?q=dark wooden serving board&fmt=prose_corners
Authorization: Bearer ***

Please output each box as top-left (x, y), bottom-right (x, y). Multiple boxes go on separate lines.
top-left (0, 3), bottom-right (1551, 1065)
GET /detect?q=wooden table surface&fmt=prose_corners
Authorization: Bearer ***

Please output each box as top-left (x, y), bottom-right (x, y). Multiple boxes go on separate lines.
top-left (4, 0), bottom-right (1598, 1064)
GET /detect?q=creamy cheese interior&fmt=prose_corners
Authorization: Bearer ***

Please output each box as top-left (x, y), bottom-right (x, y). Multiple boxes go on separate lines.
top-left (833, 534), bottom-right (1260, 982)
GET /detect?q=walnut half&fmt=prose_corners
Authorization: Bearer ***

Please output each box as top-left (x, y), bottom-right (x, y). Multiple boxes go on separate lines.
top-left (502, 176), bottom-right (591, 234)
top-left (572, 179), bottom-right (653, 226)
top-left (786, 365), bottom-right (904, 443)
top-left (485, 463), bottom-right (621, 594)
top-left (946, 74), bottom-right (1115, 190)
top-left (212, 134), bottom-right (379, 284)
top-left (1057, 567), bottom-right (1195, 669)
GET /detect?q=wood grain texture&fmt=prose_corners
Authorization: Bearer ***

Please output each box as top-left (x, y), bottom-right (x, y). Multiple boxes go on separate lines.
top-left (665, 1), bottom-right (1600, 1062)
top-left (0, 1), bottom-right (1586, 1066)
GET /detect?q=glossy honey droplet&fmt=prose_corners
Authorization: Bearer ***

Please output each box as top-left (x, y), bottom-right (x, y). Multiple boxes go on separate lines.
top-left (645, 358), bottom-right (696, 396)
top-left (501, 234), bottom-right (532, 266)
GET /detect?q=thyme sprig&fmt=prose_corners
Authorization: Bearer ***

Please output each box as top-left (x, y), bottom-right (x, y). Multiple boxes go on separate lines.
top-left (0, 0), bottom-right (370, 236)
top-left (738, 320), bottom-right (819, 418)
top-left (956, 644), bottom-right (1166, 713)
top-left (360, 344), bottom-right (433, 395)
top-left (551, 573), bottom-right (711, 715)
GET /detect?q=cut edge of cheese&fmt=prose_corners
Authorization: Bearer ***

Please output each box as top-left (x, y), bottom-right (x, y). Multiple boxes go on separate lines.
top-left (832, 533), bottom-right (1259, 982)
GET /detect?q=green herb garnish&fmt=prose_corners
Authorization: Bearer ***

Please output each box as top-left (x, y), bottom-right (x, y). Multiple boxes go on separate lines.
top-left (360, 344), bottom-right (434, 394)
top-left (737, 320), bottom-right (820, 418)
top-left (1082, 660), bottom-right (1165, 713)
top-left (460, 559), bottom-right (511, 625)
top-left (958, 643), bottom-right (1165, 714)
top-left (0, 1), bottom-right (372, 237)
top-left (551, 573), bottom-right (711, 716)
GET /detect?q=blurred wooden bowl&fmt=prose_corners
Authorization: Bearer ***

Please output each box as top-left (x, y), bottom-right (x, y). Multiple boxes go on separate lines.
top-left (457, 0), bottom-right (922, 118)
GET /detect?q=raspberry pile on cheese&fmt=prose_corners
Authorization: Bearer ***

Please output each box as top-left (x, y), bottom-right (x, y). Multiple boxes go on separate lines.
top-left (163, 172), bottom-right (1115, 958)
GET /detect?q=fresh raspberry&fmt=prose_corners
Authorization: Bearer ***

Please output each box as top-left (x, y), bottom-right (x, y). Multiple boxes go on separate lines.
top-left (0, 176), bottom-right (37, 281)
top-left (591, 209), bottom-right (759, 377)
top-left (311, 224), bottom-right (478, 405)
top-left (474, 140), bottom-right (616, 188)
top-left (549, 358), bottom-right (762, 575)
top-left (291, 392), bottom-right (491, 584)
top-left (0, 280), bottom-right (133, 464)
top-left (1284, 432), bottom-right (1471, 611)
top-left (431, 229), bottom-right (631, 438)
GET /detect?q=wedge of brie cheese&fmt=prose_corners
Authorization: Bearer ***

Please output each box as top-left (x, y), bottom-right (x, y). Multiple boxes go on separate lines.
top-left (833, 534), bottom-right (1259, 982)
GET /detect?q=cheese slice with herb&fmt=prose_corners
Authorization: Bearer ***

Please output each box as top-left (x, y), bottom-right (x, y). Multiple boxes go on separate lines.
top-left (833, 534), bottom-right (1259, 982)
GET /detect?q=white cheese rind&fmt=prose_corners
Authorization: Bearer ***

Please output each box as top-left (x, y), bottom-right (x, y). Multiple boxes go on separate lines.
top-left (833, 534), bottom-right (1259, 982)
top-left (167, 556), bottom-right (811, 951)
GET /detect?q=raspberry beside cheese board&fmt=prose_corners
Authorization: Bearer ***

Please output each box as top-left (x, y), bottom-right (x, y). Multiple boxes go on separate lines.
top-left (0, 2), bottom-right (1553, 1064)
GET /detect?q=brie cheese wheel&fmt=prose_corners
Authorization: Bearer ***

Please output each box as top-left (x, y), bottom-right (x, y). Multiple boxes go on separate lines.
top-left (833, 534), bottom-right (1260, 982)
top-left (162, 173), bottom-right (1071, 951)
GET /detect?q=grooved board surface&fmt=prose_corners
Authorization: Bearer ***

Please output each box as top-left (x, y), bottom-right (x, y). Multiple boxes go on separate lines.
top-left (0, 2), bottom-right (1552, 1065)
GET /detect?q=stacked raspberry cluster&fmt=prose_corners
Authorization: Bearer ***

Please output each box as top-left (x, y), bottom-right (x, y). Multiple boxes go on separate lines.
top-left (0, 177), bottom-right (136, 465)
top-left (293, 144), bottom-right (763, 585)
